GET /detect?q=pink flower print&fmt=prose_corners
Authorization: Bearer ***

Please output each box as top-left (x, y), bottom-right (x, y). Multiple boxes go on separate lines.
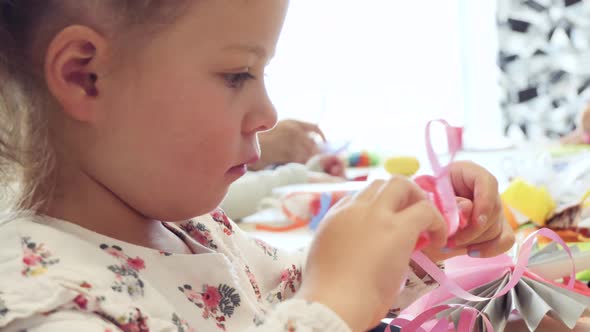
top-left (100, 244), bottom-right (145, 297)
top-left (202, 307), bottom-right (211, 319)
top-left (245, 266), bottom-right (262, 301)
top-left (73, 294), bottom-right (88, 310)
top-left (118, 308), bottom-right (149, 332)
top-left (185, 289), bottom-right (201, 302)
top-left (254, 239), bottom-right (278, 260)
top-left (194, 231), bottom-right (209, 247)
top-left (171, 313), bottom-right (196, 332)
top-left (211, 209), bottom-right (234, 235)
top-left (178, 221), bottom-right (218, 249)
top-left (105, 247), bottom-right (126, 258)
top-left (22, 253), bottom-right (42, 266)
top-left (267, 265), bottom-right (303, 303)
top-left (285, 320), bottom-right (296, 332)
top-left (280, 270), bottom-right (290, 282)
top-left (216, 316), bottom-right (227, 329)
top-left (179, 283), bottom-right (240, 330)
top-left (21, 237), bottom-right (59, 276)
top-left (120, 322), bottom-right (141, 332)
top-left (202, 286), bottom-right (222, 309)
top-left (127, 257), bottom-right (145, 271)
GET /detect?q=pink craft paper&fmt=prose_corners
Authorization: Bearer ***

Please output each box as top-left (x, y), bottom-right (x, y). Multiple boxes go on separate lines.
top-left (393, 304), bottom-right (493, 332)
top-left (396, 229), bottom-right (577, 332)
top-left (403, 255), bottom-right (513, 317)
top-left (423, 120), bottom-right (462, 236)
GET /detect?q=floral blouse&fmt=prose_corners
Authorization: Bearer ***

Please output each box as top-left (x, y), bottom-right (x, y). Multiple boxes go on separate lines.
top-left (0, 209), bottom-right (439, 331)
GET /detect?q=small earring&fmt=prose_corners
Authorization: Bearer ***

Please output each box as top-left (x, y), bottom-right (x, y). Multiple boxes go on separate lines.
top-left (87, 73), bottom-right (98, 97)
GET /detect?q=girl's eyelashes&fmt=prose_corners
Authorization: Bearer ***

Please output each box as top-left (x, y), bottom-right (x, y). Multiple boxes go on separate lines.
top-left (222, 71), bottom-right (256, 89)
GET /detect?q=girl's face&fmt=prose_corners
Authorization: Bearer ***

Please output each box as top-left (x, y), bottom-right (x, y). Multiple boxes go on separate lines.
top-left (83, 0), bottom-right (288, 220)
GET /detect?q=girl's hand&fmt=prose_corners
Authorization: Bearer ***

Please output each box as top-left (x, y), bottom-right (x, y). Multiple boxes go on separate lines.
top-left (298, 177), bottom-right (448, 331)
top-left (423, 161), bottom-right (515, 261)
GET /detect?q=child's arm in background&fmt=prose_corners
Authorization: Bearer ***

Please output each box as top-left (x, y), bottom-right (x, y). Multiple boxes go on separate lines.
top-left (249, 119), bottom-right (325, 171)
top-left (220, 161), bottom-right (342, 220)
top-left (220, 163), bottom-right (308, 220)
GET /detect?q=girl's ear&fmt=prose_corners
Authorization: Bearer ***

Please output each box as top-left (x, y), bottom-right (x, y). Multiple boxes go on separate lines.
top-left (44, 25), bottom-right (108, 122)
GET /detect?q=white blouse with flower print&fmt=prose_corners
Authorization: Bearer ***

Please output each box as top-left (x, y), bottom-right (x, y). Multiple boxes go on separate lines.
top-left (0, 210), bottom-right (439, 332)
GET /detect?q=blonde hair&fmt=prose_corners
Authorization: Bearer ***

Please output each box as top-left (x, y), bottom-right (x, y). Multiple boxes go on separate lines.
top-left (0, 0), bottom-right (187, 211)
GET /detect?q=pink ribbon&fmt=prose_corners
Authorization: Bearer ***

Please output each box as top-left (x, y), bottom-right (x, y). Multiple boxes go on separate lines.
top-left (390, 120), bottom-right (577, 331)
top-left (393, 229), bottom-right (576, 331)
top-left (411, 228), bottom-right (575, 301)
top-left (388, 304), bottom-right (494, 332)
top-left (420, 120), bottom-right (463, 238)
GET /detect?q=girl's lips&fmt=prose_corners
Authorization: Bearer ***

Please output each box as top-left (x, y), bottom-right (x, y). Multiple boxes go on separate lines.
top-left (226, 153), bottom-right (259, 178)
top-left (226, 164), bottom-right (247, 178)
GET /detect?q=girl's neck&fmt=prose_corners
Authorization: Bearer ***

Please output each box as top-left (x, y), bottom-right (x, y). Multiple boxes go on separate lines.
top-left (41, 162), bottom-right (193, 255)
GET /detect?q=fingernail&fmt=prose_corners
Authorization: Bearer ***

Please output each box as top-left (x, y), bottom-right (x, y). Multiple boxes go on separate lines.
top-left (458, 201), bottom-right (470, 211)
top-left (478, 215), bottom-right (488, 226)
top-left (469, 250), bottom-right (481, 258)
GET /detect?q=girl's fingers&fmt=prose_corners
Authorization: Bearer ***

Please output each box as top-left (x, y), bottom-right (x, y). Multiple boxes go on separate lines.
top-left (395, 200), bottom-right (448, 249)
top-left (374, 176), bottom-right (426, 212)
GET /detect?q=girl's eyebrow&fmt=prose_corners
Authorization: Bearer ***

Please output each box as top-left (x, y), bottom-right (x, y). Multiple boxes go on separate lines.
top-left (223, 44), bottom-right (269, 59)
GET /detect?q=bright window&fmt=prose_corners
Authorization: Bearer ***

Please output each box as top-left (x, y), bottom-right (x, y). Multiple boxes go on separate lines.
top-left (265, 0), bottom-right (504, 156)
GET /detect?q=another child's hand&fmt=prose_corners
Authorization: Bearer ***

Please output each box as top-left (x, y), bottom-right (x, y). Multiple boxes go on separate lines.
top-left (306, 154), bottom-right (346, 178)
top-left (319, 154), bottom-right (346, 177)
top-left (297, 177), bottom-right (448, 331)
top-left (251, 119), bottom-right (325, 170)
top-left (424, 161), bottom-right (515, 261)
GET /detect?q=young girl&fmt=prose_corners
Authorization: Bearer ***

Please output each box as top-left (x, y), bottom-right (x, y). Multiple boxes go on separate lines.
top-left (0, 1), bottom-right (514, 331)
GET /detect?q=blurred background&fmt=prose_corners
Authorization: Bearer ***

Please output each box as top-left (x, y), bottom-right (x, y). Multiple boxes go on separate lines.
top-left (264, 0), bottom-right (590, 156)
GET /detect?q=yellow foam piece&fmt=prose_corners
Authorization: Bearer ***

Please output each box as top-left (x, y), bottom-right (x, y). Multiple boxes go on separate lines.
top-left (501, 178), bottom-right (556, 226)
top-left (384, 156), bottom-right (420, 177)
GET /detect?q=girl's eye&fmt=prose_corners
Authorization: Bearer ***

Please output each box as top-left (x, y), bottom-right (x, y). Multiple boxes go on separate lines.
top-left (223, 72), bottom-right (256, 89)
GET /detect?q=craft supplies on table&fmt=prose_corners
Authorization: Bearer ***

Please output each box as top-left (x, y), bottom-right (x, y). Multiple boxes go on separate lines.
top-left (396, 230), bottom-right (590, 332)
top-left (384, 156), bottom-right (420, 176)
